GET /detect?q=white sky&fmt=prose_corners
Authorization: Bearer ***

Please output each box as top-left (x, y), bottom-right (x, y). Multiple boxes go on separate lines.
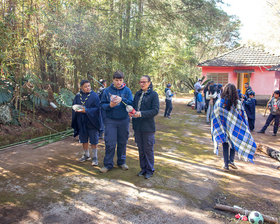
top-left (220, 0), bottom-right (280, 54)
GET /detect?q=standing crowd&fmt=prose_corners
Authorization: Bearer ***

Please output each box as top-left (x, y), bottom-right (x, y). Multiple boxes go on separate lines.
top-left (72, 71), bottom-right (159, 179)
top-left (193, 79), bottom-right (280, 171)
top-left (71, 72), bottom-right (279, 176)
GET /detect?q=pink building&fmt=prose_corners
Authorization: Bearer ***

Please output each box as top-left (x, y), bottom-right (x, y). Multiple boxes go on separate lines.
top-left (198, 46), bottom-right (280, 101)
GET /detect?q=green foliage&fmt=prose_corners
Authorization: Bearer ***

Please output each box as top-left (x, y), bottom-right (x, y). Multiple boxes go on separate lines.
top-left (182, 76), bottom-right (209, 91)
top-left (29, 89), bottom-right (49, 107)
top-left (0, 80), bottom-right (13, 105)
top-left (54, 88), bottom-right (75, 108)
top-left (0, 0), bottom-right (240, 108)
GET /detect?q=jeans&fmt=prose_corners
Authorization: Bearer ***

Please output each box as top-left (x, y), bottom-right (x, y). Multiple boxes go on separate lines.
top-left (223, 142), bottom-right (235, 168)
top-left (103, 117), bottom-right (130, 169)
top-left (248, 118), bottom-right (255, 131)
top-left (197, 101), bottom-right (203, 113)
top-left (194, 92), bottom-right (198, 109)
top-left (164, 99), bottom-right (173, 117)
top-left (134, 131), bottom-right (155, 174)
top-left (99, 110), bottom-right (105, 137)
top-left (261, 113), bottom-right (280, 134)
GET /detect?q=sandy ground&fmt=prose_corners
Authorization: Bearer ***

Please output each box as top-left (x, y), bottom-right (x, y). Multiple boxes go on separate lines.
top-left (0, 99), bottom-right (279, 224)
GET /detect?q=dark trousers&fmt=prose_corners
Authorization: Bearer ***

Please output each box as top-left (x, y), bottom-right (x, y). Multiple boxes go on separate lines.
top-left (99, 110), bottom-right (105, 137)
top-left (164, 99), bottom-right (173, 117)
top-left (223, 143), bottom-right (235, 168)
top-left (103, 117), bottom-right (129, 169)
top-left (248, 118), bottom-right (255, 131)
top-left (205, 99), bottom-right (209, 113)
top-left (261, 114), bottom-right (280, 134)
top-left (134, 131), bottom-right (155, 174)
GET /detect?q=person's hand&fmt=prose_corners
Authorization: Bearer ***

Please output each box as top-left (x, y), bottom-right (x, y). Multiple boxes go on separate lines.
top-left (133, 111), bottom-right (141, 118)
top-left (116, 97), bottom-right (122, 104)
top-left (110, 101), bottom-right (118, 108)
top-left (77, 107), bottom-right (86, 113)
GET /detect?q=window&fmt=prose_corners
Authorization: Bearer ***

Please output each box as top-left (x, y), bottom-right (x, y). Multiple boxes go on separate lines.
top-left (207, 73), bottom-right (228, 86)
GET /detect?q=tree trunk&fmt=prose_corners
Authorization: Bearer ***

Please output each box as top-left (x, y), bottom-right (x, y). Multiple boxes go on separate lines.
top-left (73, 59), bottom-right (79, 93)
top-left (133, 0), bottom-right (144, 75)
top-left (124, 0), bottom-right (131, 41)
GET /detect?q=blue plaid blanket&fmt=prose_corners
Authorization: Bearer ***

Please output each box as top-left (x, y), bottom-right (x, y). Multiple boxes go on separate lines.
top-left (211, 98), bottom-right (256, 163)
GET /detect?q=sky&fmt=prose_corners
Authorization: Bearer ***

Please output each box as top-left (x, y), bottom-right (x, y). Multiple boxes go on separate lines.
top-left (219, 0), bottom-right (280, 54)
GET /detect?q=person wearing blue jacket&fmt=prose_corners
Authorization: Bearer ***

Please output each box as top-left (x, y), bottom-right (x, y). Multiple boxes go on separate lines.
top-left (131, 75), bottom-right (159, 179)
top-left (71, 80), bottom-right (101, 166)
top-left (100, 71), bottom-right (133, 173)
top-left (243, 91), bottom-right (256, 131)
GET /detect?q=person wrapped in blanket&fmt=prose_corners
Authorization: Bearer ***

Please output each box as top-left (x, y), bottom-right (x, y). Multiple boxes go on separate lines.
top-left (211, 83), bottom-right (256, 172)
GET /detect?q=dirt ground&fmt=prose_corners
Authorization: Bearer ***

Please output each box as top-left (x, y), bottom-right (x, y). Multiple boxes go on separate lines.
top-left (0, 98), bottom-right (279, 224)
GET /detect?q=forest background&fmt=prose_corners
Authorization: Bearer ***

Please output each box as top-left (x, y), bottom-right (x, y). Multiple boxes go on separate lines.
top-left (0, 0), bottom-right (241, 117)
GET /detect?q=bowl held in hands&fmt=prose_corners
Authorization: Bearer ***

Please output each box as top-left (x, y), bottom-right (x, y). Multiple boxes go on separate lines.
top-left (72, 104), bottom-right (85, 112)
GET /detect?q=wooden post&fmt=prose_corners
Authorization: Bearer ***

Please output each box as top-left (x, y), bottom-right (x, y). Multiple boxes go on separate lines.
top-left (264, 93), bottom-right (273, 117)
top-left (214, 204), bottom-right (279, 224)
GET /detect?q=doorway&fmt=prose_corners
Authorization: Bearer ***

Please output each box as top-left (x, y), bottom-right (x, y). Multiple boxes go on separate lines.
top-left (237, 73), bottom-right (251, 94)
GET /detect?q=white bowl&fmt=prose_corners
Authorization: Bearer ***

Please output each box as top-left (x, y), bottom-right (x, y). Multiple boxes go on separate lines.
top-left (72, 104), bottom-right (84, 112)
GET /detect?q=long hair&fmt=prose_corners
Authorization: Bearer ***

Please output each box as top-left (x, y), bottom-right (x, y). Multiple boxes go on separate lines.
top-left (221, 83), bottom-right (238, 110)
top-left (203, 81), bottom-right (213, 94)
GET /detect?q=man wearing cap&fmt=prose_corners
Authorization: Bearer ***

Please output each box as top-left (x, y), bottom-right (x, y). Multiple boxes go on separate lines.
top-left (194, 79), bottom-right (202, 109)
top-left (71, 80), bottom-right (101, 166)
top-left (164, 83), bottom-right (174, 119)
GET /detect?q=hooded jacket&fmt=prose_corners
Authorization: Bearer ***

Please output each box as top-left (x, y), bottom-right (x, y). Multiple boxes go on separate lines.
top-left (101, 83), bottom-right (133, 120)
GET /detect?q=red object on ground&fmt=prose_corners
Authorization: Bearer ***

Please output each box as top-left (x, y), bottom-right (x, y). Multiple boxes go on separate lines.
top-left (242, 216), bottom-right (248, 221)
top-left (235, 214), bottom-right (241, 219)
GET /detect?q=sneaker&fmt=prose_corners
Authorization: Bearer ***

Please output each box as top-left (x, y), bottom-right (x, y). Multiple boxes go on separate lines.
top-left (119, 164), bottom-right (129, 170)
top-left (167, 116), bottom-right (171, 119)
top-left (144, 173), bottom-right (153, 179)
top-left (229, 162), bottom-right (238, 169)
top-left (272, 133), bottom-right (277, 136)
top-left (91, 157), bottom-right (98, 166)
top-left (257, 130), bottom-right (265, 134)
top-left (79, 154), bottom-right (91, 162)
top-left (100, 166), bottom-right (109, 173)
top-left (137, 170), bottom-right (146, 177)
top-left (222, 166), bottom-right (229, 172)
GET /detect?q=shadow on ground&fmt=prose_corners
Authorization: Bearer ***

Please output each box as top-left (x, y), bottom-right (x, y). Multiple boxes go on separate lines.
top-left (0, 100), bottom-right (279, 223)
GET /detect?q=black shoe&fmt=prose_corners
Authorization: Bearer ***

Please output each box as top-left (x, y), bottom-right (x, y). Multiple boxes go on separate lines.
top-left (257, 130), bottom-right (265, 134)
top-left (144, 173), bottom-right (153, 179)
top-left (137, 170), bottom-right (146, 177)
top-left (229, 162), bottom-right (238, 169)
top-left (222, 166), bottom-right (229, 172)
top-left (272, 133), bottom-right (277, 136)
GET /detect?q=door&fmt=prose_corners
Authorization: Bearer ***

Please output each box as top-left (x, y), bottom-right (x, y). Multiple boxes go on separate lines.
top-left (237, 73), bottom-right (251, 94)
